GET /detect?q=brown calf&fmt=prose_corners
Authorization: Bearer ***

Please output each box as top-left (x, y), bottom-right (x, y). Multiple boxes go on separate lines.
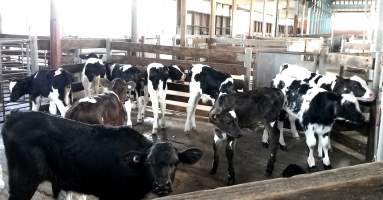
top-left (66, 78), bottom-right (135, 126)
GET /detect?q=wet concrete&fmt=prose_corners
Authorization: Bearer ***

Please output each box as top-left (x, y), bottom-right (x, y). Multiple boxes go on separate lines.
top-left (0, 112), bottom-right (363, 199)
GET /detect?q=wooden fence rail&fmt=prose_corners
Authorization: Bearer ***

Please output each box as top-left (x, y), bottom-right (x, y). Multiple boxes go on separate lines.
top-left (158, 162), bottom-right (383, 200)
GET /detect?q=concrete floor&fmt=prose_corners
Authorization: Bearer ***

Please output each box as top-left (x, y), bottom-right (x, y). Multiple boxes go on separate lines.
top-left (0, 112), bottom-right (363, 199)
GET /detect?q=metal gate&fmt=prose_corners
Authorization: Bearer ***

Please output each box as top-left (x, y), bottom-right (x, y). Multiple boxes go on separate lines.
top-left (0, 39), bottom-right (33, 122)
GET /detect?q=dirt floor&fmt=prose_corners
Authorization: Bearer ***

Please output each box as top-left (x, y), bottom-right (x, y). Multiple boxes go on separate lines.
top-left (0, 111), bottom-right (364, 200)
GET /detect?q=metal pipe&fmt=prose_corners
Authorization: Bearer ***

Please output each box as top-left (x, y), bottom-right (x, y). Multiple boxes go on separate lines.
top-left (374, 0), bottom-right (383, 161)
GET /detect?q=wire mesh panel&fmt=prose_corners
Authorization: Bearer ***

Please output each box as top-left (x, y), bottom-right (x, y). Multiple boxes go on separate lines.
top-left (0, 39), bottom-right (33, 122)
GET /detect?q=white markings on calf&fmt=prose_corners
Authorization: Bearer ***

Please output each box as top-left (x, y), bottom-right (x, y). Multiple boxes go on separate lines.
top-left (54, 68), bottom-right (62, 76)
top-left (229, 110), bottom-right (236, 118)
top-left (86, 57), bottom-right (104, 65)
top-left (9, 81), bottom-right (16, 93)
top-left (341, 93), bottom-right (361, 112)
top-left (49, 88), bottom-right (68, 117)
top-left (79, 97), bottom-right (97, 104)
top-left (350, 75), bottom-right (375, 101)
top-left (214, 132), bottom-right (227, 143)
top-left (121, 64), bottom-right (132, 72)
top-left (124, 100), bottom-right (133, 127)
top-left (34, 72), bottom-right (39, 79)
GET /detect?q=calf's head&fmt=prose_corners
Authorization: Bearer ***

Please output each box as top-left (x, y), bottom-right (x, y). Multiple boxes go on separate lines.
top-left (125, 142), bottom-right (203, 196)
top-left (166, 65), bottom-right (186, 82)
top-left (334, 75), bottom-right (375, 102)
top-left (9, 78), bottom-right (30, 102)
top-left (209, 94), bottom-right (241, 138)
top-left (337, 93), bottom-right (365, 124)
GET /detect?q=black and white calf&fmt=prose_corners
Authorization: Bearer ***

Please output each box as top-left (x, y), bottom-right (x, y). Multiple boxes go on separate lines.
top-left (268, 74), bottom-right (364, 172)
top-left (2, 111), bottom-right (203, 200)
top-left (147, 63), bottom-right (186, 134)
top-left (80, 53), bottom-right (106, 97)
top-left (105, 63), bottom-right (148, 126)
top-left (208, 88), bottom-right (284, 184)
top-left (184, 64), bottom-right (236, 134)
top-left (9, 68), bottom-right (73, 117)
top-left (262, 63), bottom-right (374, 149)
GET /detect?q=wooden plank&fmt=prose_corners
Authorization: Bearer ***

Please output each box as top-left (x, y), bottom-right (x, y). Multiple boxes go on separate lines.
top-left (111, 55), bottom-right (245, 75)
top-left (111, 42), bottom-right (241, 64)
top-left (158, 162), bottom-right (383, 200)
top-left (209, 0), bottom-right (216, 37)
top-left (38, 39), bottom-right (106, 50)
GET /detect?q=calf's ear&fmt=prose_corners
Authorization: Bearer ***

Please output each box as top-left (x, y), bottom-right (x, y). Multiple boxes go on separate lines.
top-left (126, 81), bottom-right (137, 91)
top-left (98, 54), bottom-right (103, 59)
top-left (79, 54), bottom-right (89, 59)
top-left (178, 148), bottom-right (203, 165)
top-left (122, 151), bottom-right (146, 166)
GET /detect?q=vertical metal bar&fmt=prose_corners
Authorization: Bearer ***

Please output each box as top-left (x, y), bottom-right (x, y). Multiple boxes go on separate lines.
top-left (230, 0), bottom-right (237, 37)
top-left (374, 0), bottom-right (383, 161)
top-left (131, 0), bottom-right (138, 43)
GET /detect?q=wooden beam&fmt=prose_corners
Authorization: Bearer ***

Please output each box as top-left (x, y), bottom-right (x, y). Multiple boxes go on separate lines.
top-left (111, 55), bottom-right (245, 75)
top-left (230, 0), bottom-right (237, 37)
top-left (131, 0), bottom-right (138, 43)
top-left (30, 36), bottom-right (39, 72)
top-left (301, 0), bottom-right (307, 35)
top-left (285, 0), bottom-right (290, 36)
top-left (180, 0), bottom-right (187, 47)
top-left (50, 0), bottom-right (61, 69)
top-left (38, 39), bottom-right (106, 50)
top-left (158, 162), bottom-right (383, 200)
top-left (111, 42), bottom-right (241, 63)
top-left (210, 0), bottom-right (217, 37)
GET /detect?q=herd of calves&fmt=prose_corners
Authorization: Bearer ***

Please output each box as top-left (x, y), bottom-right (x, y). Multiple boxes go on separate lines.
top-left (0, 52), bottom-right (375, 200)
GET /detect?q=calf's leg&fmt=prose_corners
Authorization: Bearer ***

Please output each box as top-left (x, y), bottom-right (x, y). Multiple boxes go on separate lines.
top-left (124, 99), bottom-right (133, 127)
top-left (184, 91), bottom-right (200, 134)
top-left (150, 92), bottom-right (159, 134)
top-left (210, 128), bottom-right (225, 175)
top-left (31, 96), bottom-right (41, 112)
top-left (226, 136), bottom-right (236, 185)
top-left (288, 114), bottom-right (300, 139)
top-left (159, 91), bottom-right (167, 129)
top-left (8, 172), bottom-right (39, 200)
top-left (265, 121), bottom-right (280, 177)
top-left (321, 133), bottom-right (332, 169)
top-left (305, 125), bottom-right (317, 170)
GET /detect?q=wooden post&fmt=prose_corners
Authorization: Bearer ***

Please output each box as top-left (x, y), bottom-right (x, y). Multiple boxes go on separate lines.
top-left (106, 38), bottom-right (112, 61)
top-left (261, 0), bottom-right (267, 37)
top-left (180, 0), bottom-right (187, 47)
top-left (249, 0), bottom-right (254, 37)
top-left (244, 48), bottom-right (252, 91)
top-left (230, 0), bottom-right (237, 37)
top-left (274, 0), bottom-right (280, 37)
top-left (131, 0), bottom-right (138, 43)
top-left (140, 36), bottom-right (145, 58)
top-left (156, 35), bottom-right (160, 59)
top-left (50, 0), bottom-right (61, 69)
top-left (30, 36), bottom-right (39, 72)
top-left (210, 0), bottom-right (216, 37)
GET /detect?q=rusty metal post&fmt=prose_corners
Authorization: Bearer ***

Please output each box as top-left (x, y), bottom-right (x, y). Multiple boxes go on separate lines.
top-left (50, 0), bottom-right (61, 69)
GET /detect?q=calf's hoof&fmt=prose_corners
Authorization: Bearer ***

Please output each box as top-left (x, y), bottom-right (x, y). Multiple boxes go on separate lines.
top-left (262, 142), bottom-right (269, 148)
top-left (137, 119), bottom-right (143, 124)
top-left (279, 144), bottom-right (287, 151)
top-left (185, 130), bottom-right (192, 135)
top-left (323, 164), bottom-right (332, 170)
top-left (307, 165), bottom-right (317, 172)
top-left (209, 168), bottom-right (217, 175)
top-left (226, 176), bottom-right (235, 185)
